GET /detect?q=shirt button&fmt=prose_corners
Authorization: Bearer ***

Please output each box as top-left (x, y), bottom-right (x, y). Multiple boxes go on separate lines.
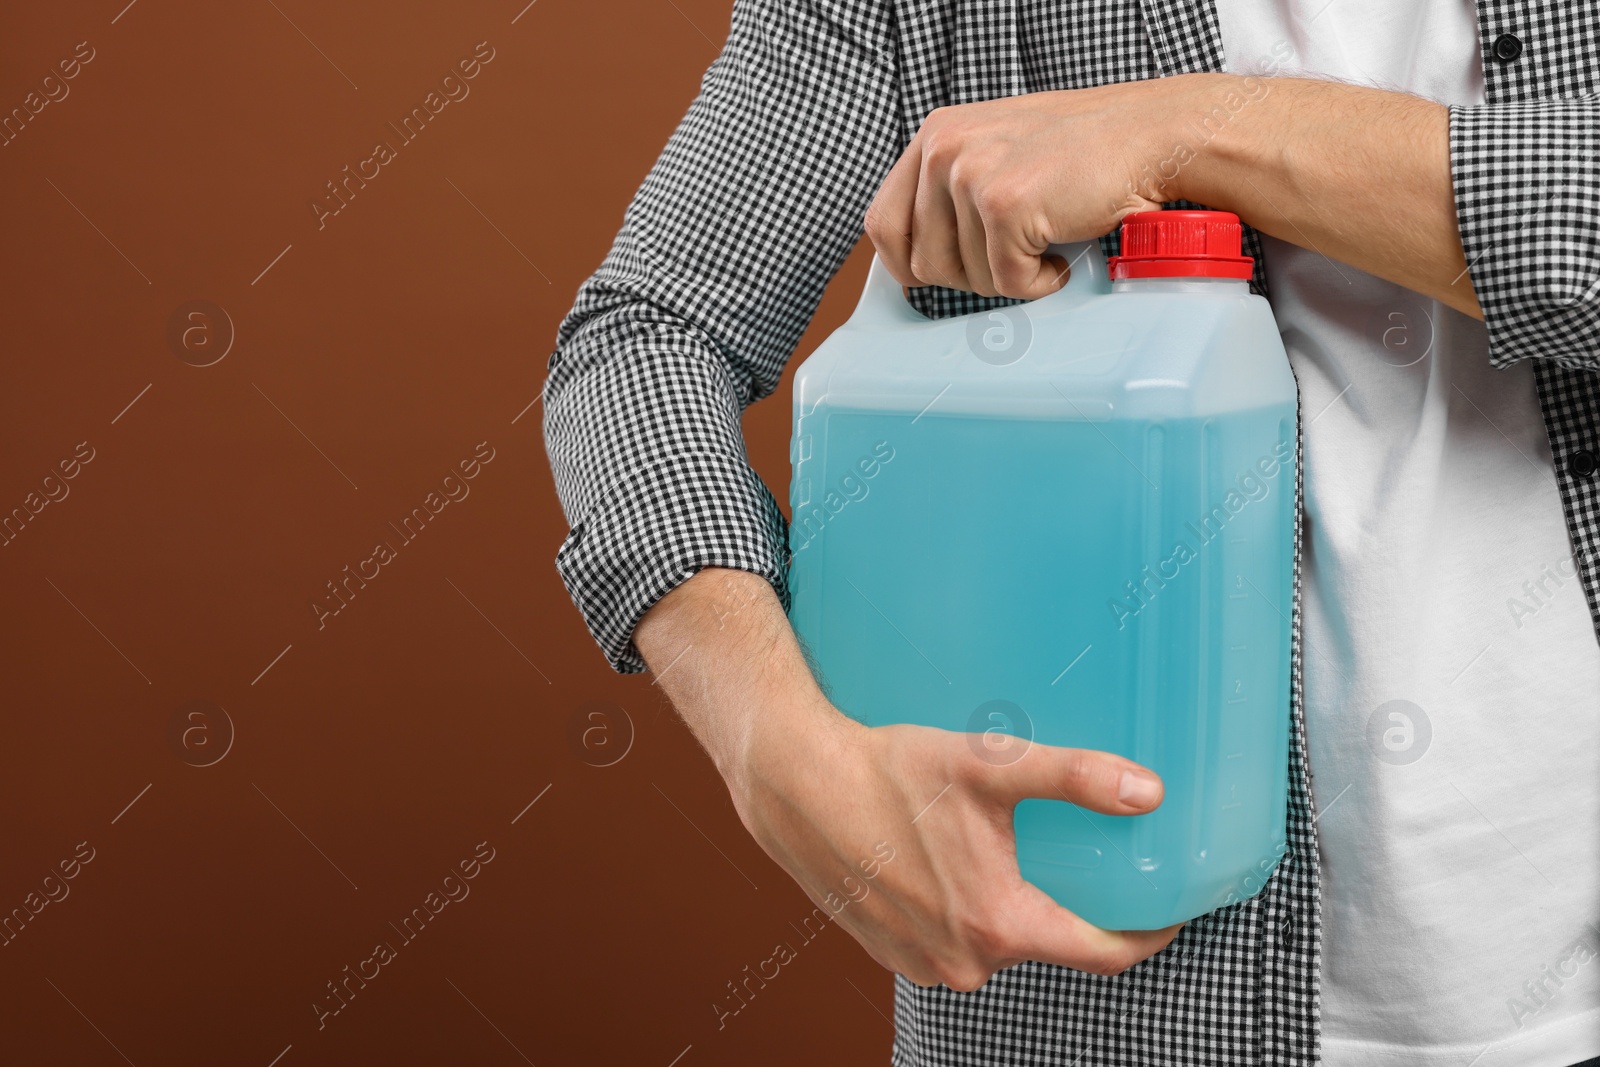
top-left (1569, 449), bottom-right (1597, 477)
top-left (1493, 33), bottom-right (1523, 62)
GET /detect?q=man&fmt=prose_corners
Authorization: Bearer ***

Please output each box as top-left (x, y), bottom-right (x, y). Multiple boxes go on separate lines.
top-left (545, 1), bottom-right (1600, 1064)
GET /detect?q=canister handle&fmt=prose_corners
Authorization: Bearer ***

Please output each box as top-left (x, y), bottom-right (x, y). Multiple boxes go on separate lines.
top-left (850, 240), bottom-right (1111, 328)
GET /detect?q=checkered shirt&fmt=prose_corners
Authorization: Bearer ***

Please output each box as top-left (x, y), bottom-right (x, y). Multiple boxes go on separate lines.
top-left (543, 1), bottom-right (1600, 1062)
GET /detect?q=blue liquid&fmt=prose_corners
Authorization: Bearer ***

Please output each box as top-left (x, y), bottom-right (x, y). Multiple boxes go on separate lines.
top-left (788, 405), bottom-right (1295, 930)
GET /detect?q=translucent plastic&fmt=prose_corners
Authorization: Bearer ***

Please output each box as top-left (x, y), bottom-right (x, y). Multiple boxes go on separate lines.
top-left (787, 244), bottom-right (1297, 931)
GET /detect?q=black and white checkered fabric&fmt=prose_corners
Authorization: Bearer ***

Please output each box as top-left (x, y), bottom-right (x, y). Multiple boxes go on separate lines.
top-left (543, 1), bottom-right (1600, 1063)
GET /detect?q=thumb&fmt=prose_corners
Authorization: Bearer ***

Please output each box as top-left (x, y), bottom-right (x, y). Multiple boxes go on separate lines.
top-left (990, 244), bottom-right (1071, 300)
top-left (979, 741), bottom-right (1164, 816)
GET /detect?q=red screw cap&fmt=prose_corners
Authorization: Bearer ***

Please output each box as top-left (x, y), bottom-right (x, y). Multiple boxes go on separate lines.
top-left (1107, 209), bottom-right (1254, 280)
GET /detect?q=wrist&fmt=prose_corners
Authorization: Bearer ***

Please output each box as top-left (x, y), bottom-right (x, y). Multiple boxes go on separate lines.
top-left (737, 682), bottom-right (862, 806)
top-left (1163, 71), bottom-right (1277, 211)
top-left (635, 567), bottom-right (850, 796)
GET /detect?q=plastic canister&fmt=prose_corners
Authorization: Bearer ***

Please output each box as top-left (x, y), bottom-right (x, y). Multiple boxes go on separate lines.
top-left (787, 210), bottom-right (1297, 931)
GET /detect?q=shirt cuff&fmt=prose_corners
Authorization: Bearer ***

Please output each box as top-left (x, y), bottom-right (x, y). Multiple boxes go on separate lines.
top-left (1449, 97), bottom-right (1600, 371)
top-left (554, 449), bottom-right (791, 673)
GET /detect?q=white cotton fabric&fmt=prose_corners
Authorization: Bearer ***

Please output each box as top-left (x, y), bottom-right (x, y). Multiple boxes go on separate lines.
top-left (1213, 2), bottom-right (1600, 1063)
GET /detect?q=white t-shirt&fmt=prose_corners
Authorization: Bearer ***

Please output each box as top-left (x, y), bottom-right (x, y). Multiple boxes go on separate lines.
top-left (1212, 3), bottom-right (1600, 1064)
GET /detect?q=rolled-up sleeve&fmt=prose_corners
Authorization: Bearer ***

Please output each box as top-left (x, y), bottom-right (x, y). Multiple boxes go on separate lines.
top-left (1449, 96), bottom-right (1600, 370)
top-left (543, 0), bottom-right (901, 672)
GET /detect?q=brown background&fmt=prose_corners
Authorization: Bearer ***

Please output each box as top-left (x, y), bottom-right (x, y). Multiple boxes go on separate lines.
top-left (0, 1), bottom-right (888, 1064)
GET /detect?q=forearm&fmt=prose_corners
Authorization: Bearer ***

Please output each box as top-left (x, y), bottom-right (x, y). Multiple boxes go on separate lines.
top-left (1173, 74), bottom-right (1480, 317)
top-left (634, 567), bottom-right (847, 796)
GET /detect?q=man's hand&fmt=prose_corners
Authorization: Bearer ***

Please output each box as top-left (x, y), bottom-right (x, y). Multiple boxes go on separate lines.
top-left (865, 77), bottom-right (1188, 299)
top-left (865, 72), bottom-right (1481, 317)
top-left (635, 567), bottom-right (1184, 990)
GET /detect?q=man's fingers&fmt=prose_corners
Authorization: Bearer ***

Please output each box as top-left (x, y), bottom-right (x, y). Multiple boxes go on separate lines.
top-left (1003, 882), bottom-right (1186, 976)
top-left (909, 163), bottom-right (967, 291)
top-left (978, 741), bottom-right (1164, 815)
top-left (954, 191), bottom-right (997, 296)
top-left (865, 139), bottom-right (924, 287)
